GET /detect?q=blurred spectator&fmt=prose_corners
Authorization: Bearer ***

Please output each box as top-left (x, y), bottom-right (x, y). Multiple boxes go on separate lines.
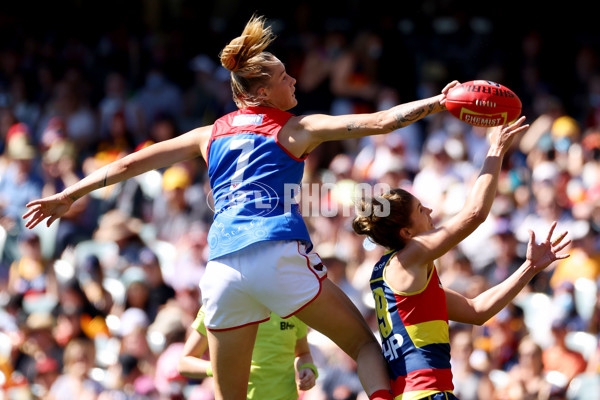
top-left (412, 134), bottom-right (465, 223)
top-left (514, 182), bottom-right (577, 279)
top-left (549, 221), bottom-right (600, 291)
top-left (0, 107), bottom-right (18, 159)
top-left (83, 142), bottom-right (155, 222)
top-left (169, 222), bottom-right (208, 293)
top-left (134, 68), bottom-right (183, 131)
top-left (549, 115), bottom-right (582, 175)
top-left (98, 352), bottom-right (158, 400)
top-left (329, 30), bottom-right (382, 117)
top-left (152, 315), bottom-right (187, 400)
top-left (450, 328), bottom-right (494, 400)
top-left (155, 160), bottom-right (212, 237)
top-left (481, 218), bottom-right (526, 287)
top-left (0, 123), bottom-right (43, 264)
top-left (36, 78), bottom-right (98, 154)
top-left (97, 71), bottom-right (145, 142)
top-left (121, 266), bottom-right (151, 316)
top-left (95, 109), bottom-right (139, 157)
top-left (137, 247), bottom-right (175, 321)
top-left (294, 29), bottom-right (337, 115)
top-left (316, 243), bottom-right (368, 317)
top-left (8, 73), bottom-right (41, 131)
top-left (542, 317), bottom-right (587, 384)
top-left (312, 344), bottom-right (363, 400)
top-left (498, 336), bottom-right (552, 400)
top-left (92, 209), bottom-right (146, 273)
top-left (549, 281), bottom-right (587, 332)
top-left (117, 307), bottom-right (156, 376)
top-left (438, 248), bottom-right (477, 296)
top-left (32, 356), bottom-right (60, 399)
top-left (53, 278), bottom-right (109, 347)
top-left (485, 304), bottom-right (527, 372)
top-left (171, 284), bottom-right (201, 333)
top-left (181, 54), bottom-right (222, 131)
top-left (148, 112), bottom-right (180, 144)
top-left (15, 311), bottom-right (63, 384)
top-left (48, 337), bottom-right (104, 399)
top-left (76, 255), bottom-right (113, 316)
top-left (151, 164), bottom-right (196, 245)
top-left (40, 135), bottom-right (96, 257)
top-left (7, 231), bottom-right (57, 299)
top-left (39, 116), bottom-right (67, 153)
top-left (353, 129), bottom-right (418, 183)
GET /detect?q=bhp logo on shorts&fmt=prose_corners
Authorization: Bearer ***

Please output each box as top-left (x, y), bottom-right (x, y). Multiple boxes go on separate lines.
top-left (207, 182), bottom-right (392, 219)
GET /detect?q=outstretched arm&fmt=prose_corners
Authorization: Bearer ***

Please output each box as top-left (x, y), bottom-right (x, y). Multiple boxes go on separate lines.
top-left (446, 221), bottom-right (571, 325)
top-left (279, 81), bottom-right (460, 158)
top-left (23, 125), bottom-right (211, 228)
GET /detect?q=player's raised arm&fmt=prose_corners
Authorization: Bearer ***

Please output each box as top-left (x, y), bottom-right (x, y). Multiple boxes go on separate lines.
top-left (23, 125), bottom-right (211, 228)
top-left (400, 116), bottom-right (529, 266)
top-left (278, 81), bottom-right (460, 158)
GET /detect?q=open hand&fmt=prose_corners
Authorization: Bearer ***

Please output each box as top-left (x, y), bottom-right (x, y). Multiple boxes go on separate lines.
top-left (526, 221), bottom-right (571, 272)
top-left (488, 116), bottom-right (529, 155)
top-left (22, 193), bottom-right (74, 229)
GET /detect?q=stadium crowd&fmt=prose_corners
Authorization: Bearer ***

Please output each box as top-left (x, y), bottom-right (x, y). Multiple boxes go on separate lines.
top-left (0, 1), bottom-right (599, 399)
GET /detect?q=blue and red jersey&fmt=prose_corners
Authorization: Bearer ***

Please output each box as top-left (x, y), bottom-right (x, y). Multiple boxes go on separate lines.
top-left (370, 251), bottom-right (454, 400)
top-left (206, 106), bottom-right (311, 260)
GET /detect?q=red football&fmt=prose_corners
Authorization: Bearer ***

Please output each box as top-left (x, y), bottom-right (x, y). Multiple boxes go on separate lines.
top-left (445, 80), bottom-right (522, 127)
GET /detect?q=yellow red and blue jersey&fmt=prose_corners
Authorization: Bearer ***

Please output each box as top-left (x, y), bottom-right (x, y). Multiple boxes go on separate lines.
top-left (370, 250), bottom-right (454, 400)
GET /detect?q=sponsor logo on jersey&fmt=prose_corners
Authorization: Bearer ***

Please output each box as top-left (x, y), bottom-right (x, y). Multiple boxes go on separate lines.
top-left (232, 114), bottom-right (265, 126)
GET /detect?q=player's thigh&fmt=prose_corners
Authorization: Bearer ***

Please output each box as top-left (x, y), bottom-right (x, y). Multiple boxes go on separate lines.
top-left (295, 278), bottom-right (376, 360)
top-left (206, 324), bottom-right (258, 399)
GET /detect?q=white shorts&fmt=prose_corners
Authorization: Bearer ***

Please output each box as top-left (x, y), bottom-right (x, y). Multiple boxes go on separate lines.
top-left (200, 240), bottom-right (327, 331)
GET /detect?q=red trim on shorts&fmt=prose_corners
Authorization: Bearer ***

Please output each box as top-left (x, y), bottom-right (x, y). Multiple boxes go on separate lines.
top-left (205, 315), bottom-right (271, 332)
top-left (280, 241), bottom-right (326, 319)
top-left (298, 241), bottom-right (328, 282)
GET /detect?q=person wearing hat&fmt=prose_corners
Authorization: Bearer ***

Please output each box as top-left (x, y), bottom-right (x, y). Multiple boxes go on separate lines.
top-left (150, 162), bottom-right (203, 245)
top-left (0, 123), bottom-right (43, 265)
top-left (40, 135), bottom-right (95, 258)
top-left (13, 311), bottom-right (63, 384)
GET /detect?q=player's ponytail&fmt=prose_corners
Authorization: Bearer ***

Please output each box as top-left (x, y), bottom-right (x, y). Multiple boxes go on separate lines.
top-left (220, 14), bottom-right (279, 108)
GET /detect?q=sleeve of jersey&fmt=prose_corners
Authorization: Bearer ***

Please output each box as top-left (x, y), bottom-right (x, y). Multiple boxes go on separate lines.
top-left (294, 317), bottom-right (308, 339)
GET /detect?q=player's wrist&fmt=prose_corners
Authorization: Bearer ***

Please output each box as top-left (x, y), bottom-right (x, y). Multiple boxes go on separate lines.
top-left (298, 362), bottom-right (318, 379)
top-left (486, 145), bottom-right (504, 157)
top-left (60, 190), bottom-right (78, 204)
